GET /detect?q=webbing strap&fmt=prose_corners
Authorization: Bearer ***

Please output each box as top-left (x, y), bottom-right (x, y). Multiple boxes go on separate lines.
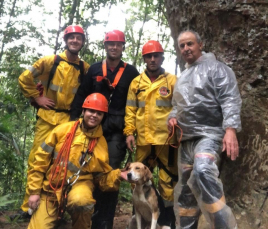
top-left (150, 146), bottom-right (178, 182)
top-left (156, 157), bottom-right (178, 182)
top-left (101, 59), bottom-right (127, 88)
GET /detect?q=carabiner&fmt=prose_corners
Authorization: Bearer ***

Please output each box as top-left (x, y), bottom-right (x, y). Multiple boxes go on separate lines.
top-left (69, 174), bottom-right (80, 186)
top-left (67, 170), bottom-right (80, 186)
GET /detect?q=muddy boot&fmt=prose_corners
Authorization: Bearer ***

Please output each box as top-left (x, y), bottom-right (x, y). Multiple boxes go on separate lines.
top-left (212, 205), bottom-right (237, 229)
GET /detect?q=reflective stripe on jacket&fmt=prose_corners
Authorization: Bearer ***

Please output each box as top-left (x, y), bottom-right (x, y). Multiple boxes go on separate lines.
top-left (124, 71), bottom-right (177, 145)
top-left (18, 51), bottom-right (90, 125)
top-left (27, 119), bottom-right (121, 196)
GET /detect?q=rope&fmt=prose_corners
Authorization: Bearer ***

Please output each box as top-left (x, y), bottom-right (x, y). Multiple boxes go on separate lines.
top-left (46, 120), bottom-right (80, 216)
top-left (149, 124), bottom-right (183, 170)
top-left (57, 138), bottom-right (97, 220)
top-left (49, 120), bottom-right (80, 192)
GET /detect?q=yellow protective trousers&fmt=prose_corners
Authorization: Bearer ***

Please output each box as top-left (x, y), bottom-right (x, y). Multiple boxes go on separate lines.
top-left (173, 137), bottom-right (237, 229)
top-left (21, 118), bottom-right (57, 212)
top-left (28, 180), bottom-right (95, 229)
top-left (136, 144), bottom-right (178, 205)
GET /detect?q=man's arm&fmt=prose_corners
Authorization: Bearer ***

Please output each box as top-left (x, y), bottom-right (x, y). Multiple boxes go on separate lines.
top-left (214, 63), bottom-right (242, 160)
top-left (70, 69), bottom-right (93, 120)
top-left (28, 129), bottom-right (58, 209)
top-left (124, 81), bottom-right (138, 152)
top-left (18, 55), bottom-right (56, 109)
top-left (167, 79), bottom-right (180, 133)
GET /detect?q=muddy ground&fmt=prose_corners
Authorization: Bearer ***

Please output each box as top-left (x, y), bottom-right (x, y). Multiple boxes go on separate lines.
top-left (0, 201), bottom-right (265, 228)
top-left (0, 201), bottom-right (132, 229)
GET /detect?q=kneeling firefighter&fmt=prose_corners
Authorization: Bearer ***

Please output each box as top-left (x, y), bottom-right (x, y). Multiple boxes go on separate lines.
top-left (27, 93), bottom-right (128, 229)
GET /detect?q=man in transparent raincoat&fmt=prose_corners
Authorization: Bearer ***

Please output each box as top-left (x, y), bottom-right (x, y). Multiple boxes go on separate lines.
top-left (168, 30), bottom-right (242, 229)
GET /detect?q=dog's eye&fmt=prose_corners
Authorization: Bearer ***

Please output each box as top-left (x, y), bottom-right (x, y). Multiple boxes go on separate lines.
top-left (135, 166), bottom-right (140, 170)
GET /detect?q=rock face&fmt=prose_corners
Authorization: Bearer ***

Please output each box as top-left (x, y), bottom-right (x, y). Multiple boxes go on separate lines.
top-left (164, 0), bottom-right (268, 228)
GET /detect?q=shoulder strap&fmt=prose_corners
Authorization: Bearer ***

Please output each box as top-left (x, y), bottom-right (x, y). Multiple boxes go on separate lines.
top-left (101, 60), bottom-right (127, 88)
top-left (112, 62), bottom-right (127, 88)
top-left (102, 59), bottom-right (107, 77)
top-left (78, 60), bottom-right (84, 83)
top-left (47, 55), bottom-right (85, 91)
top-left (47, 55), bottom-right (62, 92)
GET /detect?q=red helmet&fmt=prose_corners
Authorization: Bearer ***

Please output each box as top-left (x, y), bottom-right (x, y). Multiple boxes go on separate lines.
top-left (104, 30), bottom-right (125, 43)
top-left (142, 40), bottom-right (164, 56)
top-left (82, 93), bottom-right (108, 113)
top-left (63, 25), bottom-right (85, 40)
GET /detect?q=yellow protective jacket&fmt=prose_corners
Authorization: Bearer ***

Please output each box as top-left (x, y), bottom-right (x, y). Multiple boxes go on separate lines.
top-left (18, 51), bottom-right (90, 125)
top-left (124, 71), bottom-right (177, 145)
top-left (27, 119), bottom-right (121, 197)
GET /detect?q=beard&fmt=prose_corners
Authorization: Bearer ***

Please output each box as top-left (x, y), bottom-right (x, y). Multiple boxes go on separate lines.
top-left (107, 52), bottom-right (122, 61)
top-left (146, 66), bottom-right (161, 73)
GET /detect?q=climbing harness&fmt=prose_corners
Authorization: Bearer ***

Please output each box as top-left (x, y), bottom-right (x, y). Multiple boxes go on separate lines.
top-left (96, 59), bottom-right (127, 103)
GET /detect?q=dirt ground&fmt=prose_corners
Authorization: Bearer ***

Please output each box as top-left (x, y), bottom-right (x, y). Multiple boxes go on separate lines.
top-left (0, 201), bottom-right (132, 229)
top-left (1, 201), bottom-right (265, 228)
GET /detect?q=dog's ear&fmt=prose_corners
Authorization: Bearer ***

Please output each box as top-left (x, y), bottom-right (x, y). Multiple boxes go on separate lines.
top-left (121, 162), bottom-right (131, 172)
top-left (143, 165), bottom-right (153, 182)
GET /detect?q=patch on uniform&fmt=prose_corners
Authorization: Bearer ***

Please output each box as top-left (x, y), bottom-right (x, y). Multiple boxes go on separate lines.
top-left (159, 86), bottom-right (169, 96)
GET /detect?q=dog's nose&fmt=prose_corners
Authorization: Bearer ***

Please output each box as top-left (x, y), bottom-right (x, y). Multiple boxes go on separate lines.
top-left (127, 173), bottom-right (132, 179)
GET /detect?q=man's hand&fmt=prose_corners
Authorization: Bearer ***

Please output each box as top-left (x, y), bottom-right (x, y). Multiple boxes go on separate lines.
top-left (126, 135), bottom-right (136, 152)
top-left (168, 118), bottom-right (177, 134)
top-left (34, 96), bottom-right (55, 110)
top-left (222, 128), bottom-right (239, 161)
top-left (28, 195), bottom-right (40, 211)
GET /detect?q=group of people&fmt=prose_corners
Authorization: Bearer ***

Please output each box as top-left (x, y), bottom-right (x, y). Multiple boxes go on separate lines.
top-left (17, 24), bottom-right (242, 229)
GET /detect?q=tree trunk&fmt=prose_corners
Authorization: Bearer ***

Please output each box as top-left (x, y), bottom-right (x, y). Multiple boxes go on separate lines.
top-left (164, 0), bottom-right (268, 228)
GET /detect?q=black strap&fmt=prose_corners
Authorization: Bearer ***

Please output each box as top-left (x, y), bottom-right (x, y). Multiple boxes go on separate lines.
top-left (156, 157), bottom-right (178, 182)
top-left (58, 184), bottom-right (72, 220)
top-left (47, 55), bottom-right (84, 92)
top-left (78, 59), bottom-right (85, 83)
top-left (147, 145), bottom-right (178, 182)
top-left (49, 107), bottom-right (70, 113)
top-left (168, 145), bottom-right (175, 167)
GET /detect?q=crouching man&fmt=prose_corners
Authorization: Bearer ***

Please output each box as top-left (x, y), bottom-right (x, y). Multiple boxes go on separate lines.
top-left (27, 93), bottom-right (128, 229)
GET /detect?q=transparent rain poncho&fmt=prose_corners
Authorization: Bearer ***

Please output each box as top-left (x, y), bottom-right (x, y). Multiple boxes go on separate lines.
top-left (169, 52), bottom-right (242, 141)
top-left (173, 138), bottom-right (237, 229)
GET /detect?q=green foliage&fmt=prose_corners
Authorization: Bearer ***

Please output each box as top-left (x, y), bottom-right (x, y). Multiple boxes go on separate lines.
top-left (123, 0), bottom-right (176, 71)
top-left (0, 194), bottom-right (17, 208)
top-left (118, 149), bottom-right (134, 202)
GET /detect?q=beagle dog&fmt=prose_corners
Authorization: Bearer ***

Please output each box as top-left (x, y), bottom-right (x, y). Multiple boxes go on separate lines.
top-left (126, 162), bottom-right (170, 229)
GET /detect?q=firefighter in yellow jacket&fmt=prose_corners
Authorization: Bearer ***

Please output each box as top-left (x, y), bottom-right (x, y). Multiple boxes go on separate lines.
top-left (27, 93), bottom-right (127, 229)
top-left (17, 25), bottom-right (90, 217)
top-left (124, 40), bottom-right (178, 228)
